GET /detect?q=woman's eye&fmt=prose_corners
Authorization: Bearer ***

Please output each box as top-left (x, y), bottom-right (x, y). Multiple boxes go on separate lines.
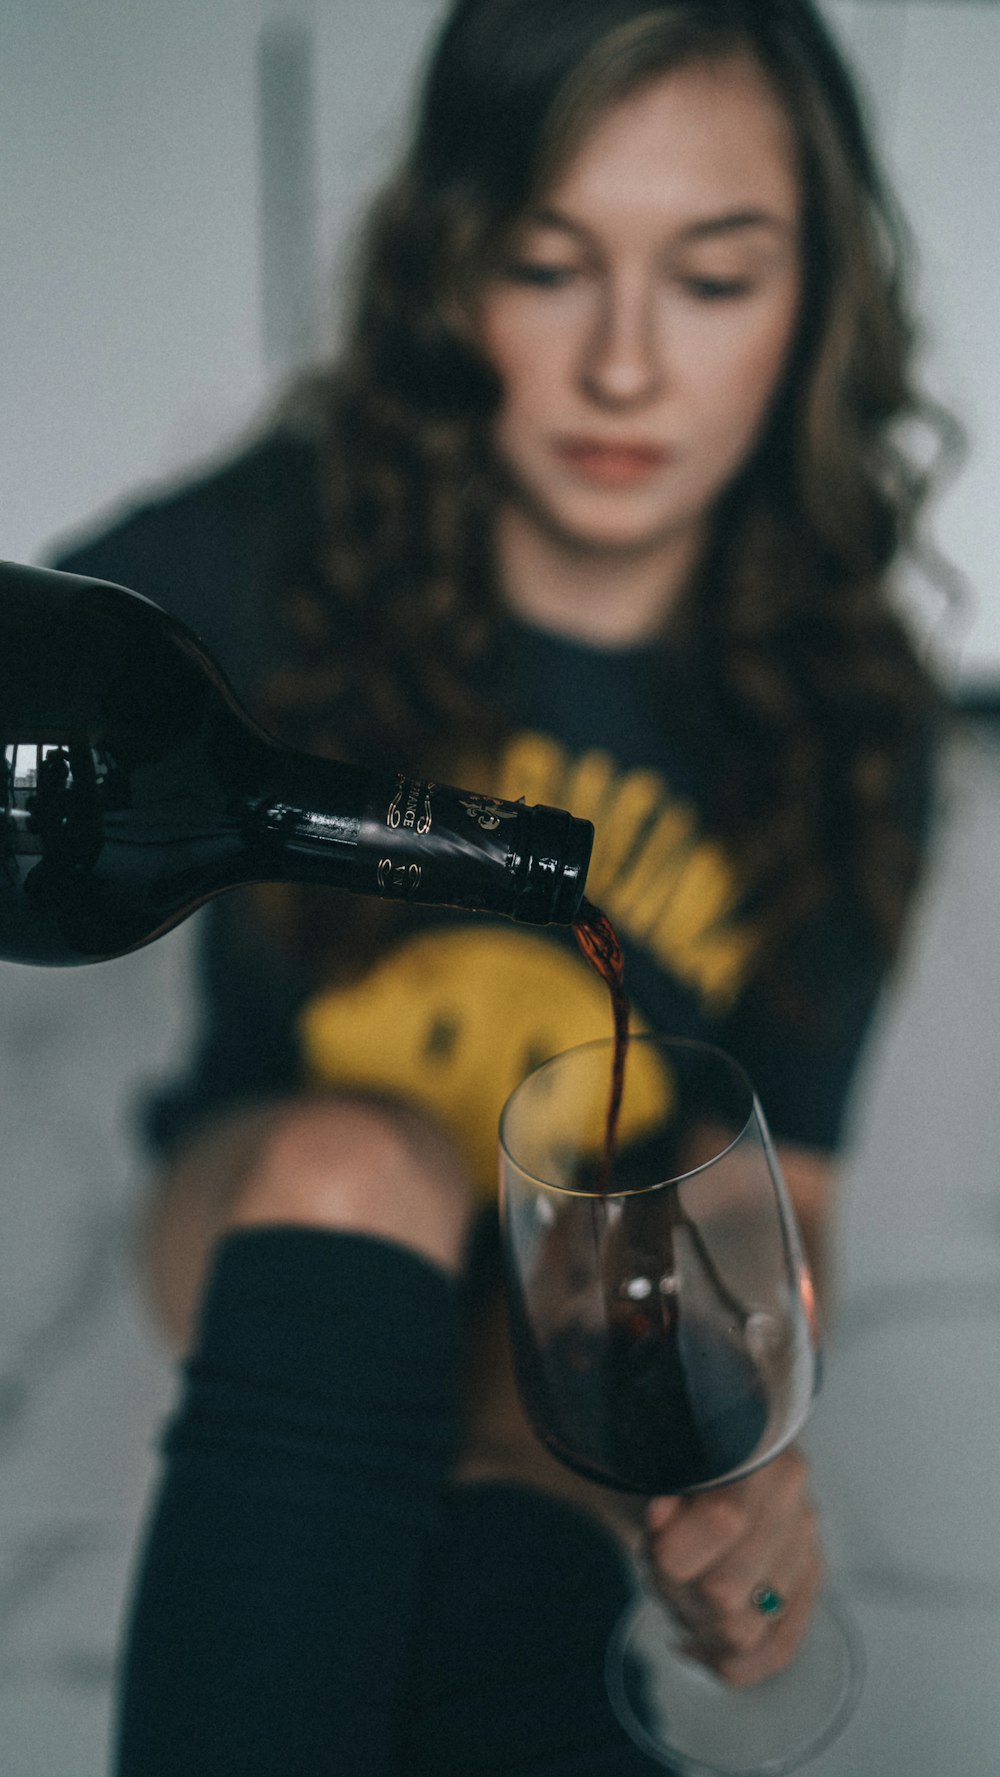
top-left (504, 261), bottom-right (577, 289)
top-left (684, 276), bottom-right (754, 301)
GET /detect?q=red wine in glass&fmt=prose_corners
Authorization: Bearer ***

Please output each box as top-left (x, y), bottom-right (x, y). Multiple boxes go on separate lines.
top-left (509, 1297), bottom-right (769, 1495)
top-left (564, 905), bottom-right (767, 1492)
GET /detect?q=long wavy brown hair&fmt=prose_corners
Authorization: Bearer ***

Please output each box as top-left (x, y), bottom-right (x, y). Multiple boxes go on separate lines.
top-left (260, 0), bottom-right (956, 997)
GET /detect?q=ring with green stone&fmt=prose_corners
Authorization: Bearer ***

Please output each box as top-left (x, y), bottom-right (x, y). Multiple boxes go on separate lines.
top-left (751, 1585), bottom-right (785, 1617)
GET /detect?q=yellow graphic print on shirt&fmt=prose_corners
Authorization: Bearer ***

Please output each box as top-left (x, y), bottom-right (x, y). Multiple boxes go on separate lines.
top-left (300, 924), bottom-right (649, 1199)
top-left (299, 733), bottom-right (760, 1201)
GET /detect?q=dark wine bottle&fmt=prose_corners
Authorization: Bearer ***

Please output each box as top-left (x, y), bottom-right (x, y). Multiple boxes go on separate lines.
top-left (0, 561), bottom-right (593, 965)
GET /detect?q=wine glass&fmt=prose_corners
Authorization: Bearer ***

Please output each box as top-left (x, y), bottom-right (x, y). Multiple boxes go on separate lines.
top-left (498, 1034), bottom-right (863, 1776)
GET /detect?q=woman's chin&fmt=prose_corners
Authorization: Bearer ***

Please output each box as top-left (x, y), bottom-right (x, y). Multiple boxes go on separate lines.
top-left (542, 507), bottom-right (698, 562)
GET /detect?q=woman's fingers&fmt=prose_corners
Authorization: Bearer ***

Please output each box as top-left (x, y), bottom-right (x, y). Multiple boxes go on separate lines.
top-left (689, 1545), bottom-right (823, 1687)
top-left (674, 1523), bottom-right (824, 1686)
top-left (650, 1487), bottom-right (750, 1586)
top-left (643, 1446), bottom-right (823, 1684)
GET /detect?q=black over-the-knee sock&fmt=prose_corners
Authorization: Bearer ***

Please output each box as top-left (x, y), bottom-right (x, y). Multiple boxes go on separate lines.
top-left (114, 1228), bottom-right (460, 1777)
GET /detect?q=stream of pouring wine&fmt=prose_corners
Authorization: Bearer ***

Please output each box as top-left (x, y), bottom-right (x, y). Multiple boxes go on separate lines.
top-left (572, 897), bottom-right (629, 1192)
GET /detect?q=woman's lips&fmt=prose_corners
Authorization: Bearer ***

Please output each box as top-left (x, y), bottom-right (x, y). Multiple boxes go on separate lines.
top-left (553, 438), bottom-right (671, 487)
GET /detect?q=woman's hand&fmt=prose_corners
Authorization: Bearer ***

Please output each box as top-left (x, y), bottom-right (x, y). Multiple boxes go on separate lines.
top-left (644, 1446), bottom-right (822, 1687)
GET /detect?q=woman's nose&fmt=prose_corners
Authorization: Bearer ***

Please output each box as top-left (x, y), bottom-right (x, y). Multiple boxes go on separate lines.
top-left (580, 277), bottom-right (666, 409)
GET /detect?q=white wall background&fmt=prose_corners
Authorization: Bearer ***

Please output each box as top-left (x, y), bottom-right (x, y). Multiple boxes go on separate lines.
top-left (1, 0), bottom-right (445, 562)
top-left (2, 1), bottom-right (1000, 682)
top-left (826, 1), bottom-right (1000, 687)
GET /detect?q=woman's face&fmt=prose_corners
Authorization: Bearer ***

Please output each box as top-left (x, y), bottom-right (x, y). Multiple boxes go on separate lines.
top-left (476, 54), bottom-right (804, 561)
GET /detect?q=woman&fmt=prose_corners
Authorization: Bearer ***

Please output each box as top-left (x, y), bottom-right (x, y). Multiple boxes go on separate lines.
top-left (54, 2), bottom-right (945, 1771)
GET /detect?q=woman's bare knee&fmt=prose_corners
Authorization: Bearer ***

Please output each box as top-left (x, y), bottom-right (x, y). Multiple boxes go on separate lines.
top-left (142, 1096), bottom-right (473, 1353)
top-left (228, 1096), bottom-right (473, 1273)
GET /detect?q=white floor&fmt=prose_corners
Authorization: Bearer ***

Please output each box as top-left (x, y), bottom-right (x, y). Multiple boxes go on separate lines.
top-left (0, 725), bottom-right (998, 1777)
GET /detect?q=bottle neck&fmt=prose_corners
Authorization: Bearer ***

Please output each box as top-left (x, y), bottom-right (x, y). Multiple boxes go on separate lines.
top-left (247, 752), bottom-right (592, 925)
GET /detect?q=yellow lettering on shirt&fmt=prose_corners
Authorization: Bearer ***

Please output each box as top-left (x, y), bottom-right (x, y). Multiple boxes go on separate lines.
top-left (494, 731), bottom-right (759, 1011)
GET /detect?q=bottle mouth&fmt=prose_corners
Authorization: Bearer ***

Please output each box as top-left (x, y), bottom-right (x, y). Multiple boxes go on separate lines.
top-left (511, 806), bottom-right (594, 926)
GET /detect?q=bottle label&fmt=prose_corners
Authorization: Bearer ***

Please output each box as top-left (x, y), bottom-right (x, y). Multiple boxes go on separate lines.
top-left (386, 776), bottom-right (434, 837)
top-left (351, 773), bottom-right (523, 914)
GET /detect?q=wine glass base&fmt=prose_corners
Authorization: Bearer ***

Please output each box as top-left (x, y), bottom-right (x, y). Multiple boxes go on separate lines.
top-left (606, 1588), bottom-right (865, 1776)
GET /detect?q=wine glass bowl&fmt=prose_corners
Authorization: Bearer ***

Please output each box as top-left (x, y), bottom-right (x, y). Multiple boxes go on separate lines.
top-left (500, 1036), bottom-right (818, 1498)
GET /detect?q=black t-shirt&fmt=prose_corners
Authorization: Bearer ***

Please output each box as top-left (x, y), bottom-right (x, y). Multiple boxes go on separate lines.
top-left (52, 431), bottom-right (908, 1188)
